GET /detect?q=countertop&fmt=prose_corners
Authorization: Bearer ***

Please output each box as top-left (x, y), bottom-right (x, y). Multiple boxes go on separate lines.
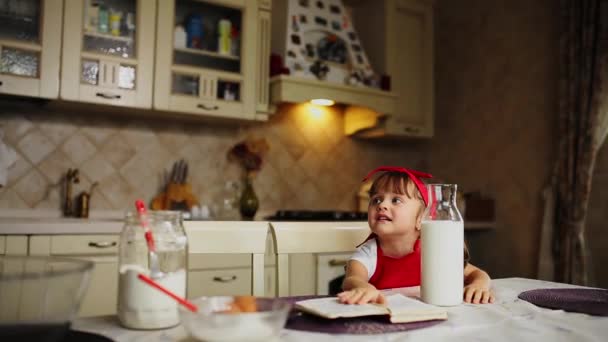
top-left (0, 217), bottom-right (124, 234)
top-left (0, 209), bottom-right (275, 235)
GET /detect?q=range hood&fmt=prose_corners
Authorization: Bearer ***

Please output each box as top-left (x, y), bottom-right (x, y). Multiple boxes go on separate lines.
top-left (270, 0), bottom-right (396, 127)
top-left (269, 75), bottom-right (396, 116)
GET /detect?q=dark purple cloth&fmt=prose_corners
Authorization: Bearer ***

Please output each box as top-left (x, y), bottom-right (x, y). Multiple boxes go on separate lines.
top-left (282, 295), bottom-right (443, 335)
top-left (518, 288), bottom-right (608, 316)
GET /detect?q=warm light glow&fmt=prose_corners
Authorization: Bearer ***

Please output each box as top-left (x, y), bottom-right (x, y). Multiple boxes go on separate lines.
top-left (309, 99), bottom-right (335, 106)
top-left (309, 105), bottom-right (323, 118)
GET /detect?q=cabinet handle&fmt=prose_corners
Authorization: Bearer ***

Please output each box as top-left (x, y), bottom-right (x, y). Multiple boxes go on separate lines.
top-left (0, 81), bottom-right (3, 86)
top-left (328, 259), bottom-right (348, 267)
top-left (404, 126), bottom-right (420, 133)
top-left (88, 241), bottom-right (117, 248)
top-left (197, 104), bottom-right (219, 110)
top-left (213, 275), bottom-right (237, 283)
top-left (96, 92), bottom-right (121, 100)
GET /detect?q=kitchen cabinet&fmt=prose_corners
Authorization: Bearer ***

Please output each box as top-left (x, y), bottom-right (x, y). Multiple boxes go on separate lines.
top-left (154, 0), bottom-right (272, 120)
top-left (187, 254), bottom-right (276, 298)
top-left (60, 0), bottom-right (156, 108)
top-left (0, 0), bottom-right (62, 99)
top-left (187, 231), bottom-right (276, 298)
top-left (0, 235), bottom-right (28, 255)
top-left (345, 0), bottom-right (435, 138)
top-left (29, 234), bottom-right (121, 317)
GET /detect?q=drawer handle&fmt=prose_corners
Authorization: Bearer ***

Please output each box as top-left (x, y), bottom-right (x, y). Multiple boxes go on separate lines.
top-left (88, 241), bottom-right (117, 248)
top-left (328, 259), bottom-right (348, 267)
top-left (96, 92), bottom-right (121, 100)
top-left (213, 275), bottom-right (237, 283)
top-left (0, 81), bottom-right (3, 86)
top-left (197, 104), bottom-right (219, 110)
top-left (404, 126), bottom-right (420, 133)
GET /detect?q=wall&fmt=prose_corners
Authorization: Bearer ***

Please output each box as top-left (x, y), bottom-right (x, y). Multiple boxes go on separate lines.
top-left (0, 101), bottom-right (428, 216)
top-left (431, 0), bottom-right (559, 278)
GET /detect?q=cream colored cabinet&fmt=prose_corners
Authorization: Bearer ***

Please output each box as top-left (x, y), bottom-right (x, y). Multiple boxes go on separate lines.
top-left (29, 234), bottom-right (120, 317)
top-left (0, 0), bottom-right (62, 99)
top-left (187, 231), bottom-right (276, 298)
top-left (0, 235), bottom-right (28, 255)
top-left (60, 0), bottom-right (156, 108)
top-left (187, 253), bottom-right (276, 298)
top-left (254, 1), bottom-right (272, 118)
top-left (154, 0), bottom-right (271, 120)
top-left (347, 0), bottom-right (435, 138)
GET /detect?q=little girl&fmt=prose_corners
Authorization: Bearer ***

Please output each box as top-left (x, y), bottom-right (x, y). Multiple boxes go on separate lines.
top-left (338, 166), bottom-right (494, 305)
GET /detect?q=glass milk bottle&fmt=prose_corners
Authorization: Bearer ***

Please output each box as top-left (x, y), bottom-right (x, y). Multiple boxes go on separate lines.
top-left (117, 211), bottom-right (188, 329)
top-left (420, 184), bottom-right (464, 306)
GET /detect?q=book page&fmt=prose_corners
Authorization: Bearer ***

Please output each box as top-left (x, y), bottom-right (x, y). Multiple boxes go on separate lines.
top-left (385, 294), bottom-right (448, 321)
top-left (295, 297), bottom-right (389, 319)
top-left (386, 294), bottom-right (444, 313)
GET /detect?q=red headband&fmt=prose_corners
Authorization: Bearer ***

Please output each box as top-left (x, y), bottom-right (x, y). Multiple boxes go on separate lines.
top-left (362, 166), bottom-right (433, 206)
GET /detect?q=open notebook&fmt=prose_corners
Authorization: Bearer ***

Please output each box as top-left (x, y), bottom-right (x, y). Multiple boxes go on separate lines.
top-left (295, 294), bottom-right (448, 323)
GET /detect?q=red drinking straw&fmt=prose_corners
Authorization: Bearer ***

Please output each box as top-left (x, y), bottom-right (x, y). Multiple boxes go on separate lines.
top-left (137, 273), bottom-right (198, 313)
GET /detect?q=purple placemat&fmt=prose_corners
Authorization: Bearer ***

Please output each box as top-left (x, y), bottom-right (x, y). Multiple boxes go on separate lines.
top-left (283, 295), bottom-right (443, 335)
top-left (518, 288), bottom-right (608, 316)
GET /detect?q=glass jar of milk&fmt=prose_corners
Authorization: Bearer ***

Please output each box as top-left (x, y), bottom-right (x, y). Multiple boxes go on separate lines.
top-left (117, 211), bottom-right (188, 329)
top-left (420, 184), bottom-right (464, 306)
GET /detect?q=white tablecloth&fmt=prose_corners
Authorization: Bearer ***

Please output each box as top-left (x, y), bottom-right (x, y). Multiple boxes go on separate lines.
top-left (73, 278), bottom-right (608, 341)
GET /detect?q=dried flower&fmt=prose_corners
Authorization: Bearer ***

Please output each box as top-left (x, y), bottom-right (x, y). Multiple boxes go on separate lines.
top-left (228, 137), bottom-right (270, 175)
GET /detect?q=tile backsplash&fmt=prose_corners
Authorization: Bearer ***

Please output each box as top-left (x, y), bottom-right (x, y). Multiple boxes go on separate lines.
top-left (0, 101), bottom-right (427, 215)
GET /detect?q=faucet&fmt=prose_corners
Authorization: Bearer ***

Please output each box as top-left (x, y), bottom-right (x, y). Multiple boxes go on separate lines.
top-left (64, 168), bottom-right (80, 217)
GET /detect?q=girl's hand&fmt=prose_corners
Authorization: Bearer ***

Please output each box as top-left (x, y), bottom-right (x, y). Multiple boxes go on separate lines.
top-left (337, 287), bottom-right (386, 305)
top-left (463, 284), bottom-right (494, 304)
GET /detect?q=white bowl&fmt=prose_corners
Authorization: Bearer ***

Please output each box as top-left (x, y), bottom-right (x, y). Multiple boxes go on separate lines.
top-left (179, 296), bottom-right (291, 342)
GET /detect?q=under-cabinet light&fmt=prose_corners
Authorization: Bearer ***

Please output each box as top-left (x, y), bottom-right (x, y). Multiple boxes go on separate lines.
top-left (309, 99), bottom-right (335, 106)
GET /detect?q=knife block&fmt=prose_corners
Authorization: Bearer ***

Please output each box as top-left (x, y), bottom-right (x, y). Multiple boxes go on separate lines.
top-left (151, 182), bottom-right (199, 211)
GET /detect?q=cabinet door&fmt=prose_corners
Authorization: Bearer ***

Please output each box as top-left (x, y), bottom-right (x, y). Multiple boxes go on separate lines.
top-left (29, 235), bottom-right (120, 317)
top-left (154, 0), bottom-right (256, 119)
top-left (384, 0), bottom-right (434, 137)
top-left (254, 6), bottom-right (271, 117)
top-left (0, 236), bottom-right (28, 255)
top-left (264, 266), bottom-right (275, 297)
top-left (60, 0), bottom-right (155, 108)
top-left (188, 268), bottom-right (251, 298)
top-left (0, 0), bottom-right (62, 98)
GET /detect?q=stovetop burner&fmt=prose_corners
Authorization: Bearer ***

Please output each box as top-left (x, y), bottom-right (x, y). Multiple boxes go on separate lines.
top-left (267, 210), bottom-right (367, 221)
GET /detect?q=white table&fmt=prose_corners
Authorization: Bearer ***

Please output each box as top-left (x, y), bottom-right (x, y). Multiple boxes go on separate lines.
top-left (73, 278), bottom-right (608, 341)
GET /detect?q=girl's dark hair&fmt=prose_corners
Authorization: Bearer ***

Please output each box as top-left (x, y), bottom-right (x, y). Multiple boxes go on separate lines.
top-left (368, 171), bottom-right (423, 202)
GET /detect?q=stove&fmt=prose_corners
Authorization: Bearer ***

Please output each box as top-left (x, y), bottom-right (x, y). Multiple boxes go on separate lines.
top-left (266, 210), bottom-right (367, 221)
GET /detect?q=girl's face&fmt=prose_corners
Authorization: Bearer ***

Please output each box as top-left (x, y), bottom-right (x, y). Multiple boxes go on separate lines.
top-left (367, 179), bottom-right (424, 237)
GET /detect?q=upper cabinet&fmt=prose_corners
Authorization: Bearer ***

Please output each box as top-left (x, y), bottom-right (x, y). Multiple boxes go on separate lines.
top-left (0, 0), bottom-right (62, 99)
top-left (60, 0), bottom-right (156, 108)
top-left (346, 0), bottom-right (434, 138)
top-left (154, 0), bottom-right (271, 120)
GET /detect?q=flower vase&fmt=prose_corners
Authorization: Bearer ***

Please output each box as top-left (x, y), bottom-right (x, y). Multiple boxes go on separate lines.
top-left (239, 176), bottom-right (259, 220)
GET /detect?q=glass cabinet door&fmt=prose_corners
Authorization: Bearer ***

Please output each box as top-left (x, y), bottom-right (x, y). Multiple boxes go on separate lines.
top-left (61, 0), bottom-right (155, 108)
top-left (171, 0), bottom-right (244, 103)
top-left (80, 0), bottom-right (137, 91)
top-left (154, 0), bottom-right (257, 119)
top-left (0, 0), bottom-right (41, 78)
top-left (0, 0), bottom-right (62, 98)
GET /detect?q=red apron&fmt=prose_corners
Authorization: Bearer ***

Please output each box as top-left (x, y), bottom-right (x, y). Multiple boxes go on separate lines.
top-left (369, 239), bottom-right (421, 289)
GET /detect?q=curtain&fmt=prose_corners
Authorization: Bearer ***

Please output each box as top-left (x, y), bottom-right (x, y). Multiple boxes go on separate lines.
top-left (551, 0), bottom-right (608, 285)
